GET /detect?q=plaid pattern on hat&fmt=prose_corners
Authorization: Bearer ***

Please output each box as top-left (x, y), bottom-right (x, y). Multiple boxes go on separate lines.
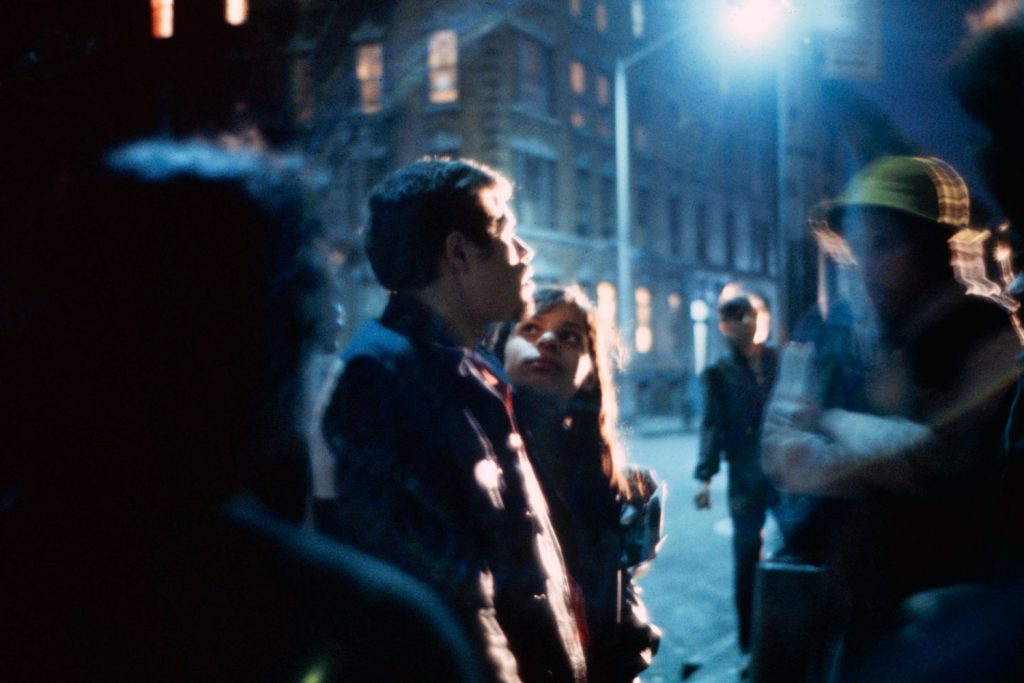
top-left (816, 156), bottom-right (971, 230)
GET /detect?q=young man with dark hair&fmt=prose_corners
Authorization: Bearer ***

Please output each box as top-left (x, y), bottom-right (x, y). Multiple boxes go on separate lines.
top-left (316, 158), bottom-right (588, 682)
top-left (694, 290), bottom-right (780, 663)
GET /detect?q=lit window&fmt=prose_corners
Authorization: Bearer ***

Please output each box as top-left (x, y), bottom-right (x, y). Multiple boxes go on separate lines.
top-left (596, 73), bottom-right (611, 107)
top-left (570, 61), bottom-right (586, 94)
top-left (571, 110), bottom-right (586, 128)
top-left (429, 30), bottom-right (459, 104)
top-left (668, 292), bottom-right (682, 310)
top-left (595, 1), bottom-right (608, 32)
top-left (569, 0), bottom-right (583, 16)
top-left (151, 0), bottom-right (174, 39)
top-left (225, 0), bottom-right (248, 26)
top-left (631, 0), bottom-right (645, 38)
top-left (517, 37), bottom-right (553, 113)
top-left (635, 287), bottom-right (652, 353)
top-left (356, 43), bottom-right (384, 114)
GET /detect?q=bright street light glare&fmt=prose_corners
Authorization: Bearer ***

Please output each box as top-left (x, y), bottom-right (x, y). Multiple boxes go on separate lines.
top-left (721, 0), bottom-right (791, 49)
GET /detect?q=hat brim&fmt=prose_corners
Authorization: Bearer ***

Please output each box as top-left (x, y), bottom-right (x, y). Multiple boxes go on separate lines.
top-left (810, 197), bottom-right (956, 233)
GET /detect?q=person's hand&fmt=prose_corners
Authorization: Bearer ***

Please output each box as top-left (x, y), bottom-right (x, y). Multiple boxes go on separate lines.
top-left (765, 342), bottom-right (820, 429)
top-left (693, 481), bottom-right (711, 510)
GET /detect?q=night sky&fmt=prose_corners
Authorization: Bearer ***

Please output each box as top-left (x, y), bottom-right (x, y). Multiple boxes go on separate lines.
top-left (853, 0), bottom-right (994, 212)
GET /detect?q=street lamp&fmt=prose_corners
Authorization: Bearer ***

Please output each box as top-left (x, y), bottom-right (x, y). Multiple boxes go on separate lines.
top-left (614, 1), bottom-right (791, 419)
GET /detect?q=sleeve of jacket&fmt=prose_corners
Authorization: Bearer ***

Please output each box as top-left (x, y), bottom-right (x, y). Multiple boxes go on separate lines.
top-left (694, 366), bottom-right (724, 482)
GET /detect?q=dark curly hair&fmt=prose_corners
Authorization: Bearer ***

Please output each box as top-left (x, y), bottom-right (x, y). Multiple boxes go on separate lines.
top-left (5, 139), bottom-right (339, 522)
top-left (364, 157), bottom-right (511, 291)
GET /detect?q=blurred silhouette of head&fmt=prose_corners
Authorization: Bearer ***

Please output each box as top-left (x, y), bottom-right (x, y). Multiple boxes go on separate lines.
top-left (4, 139), bottom-right (339, 522)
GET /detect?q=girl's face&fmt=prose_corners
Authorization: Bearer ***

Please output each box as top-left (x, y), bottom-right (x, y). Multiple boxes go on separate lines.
top-left (504, 303), bottom-right (595, 403)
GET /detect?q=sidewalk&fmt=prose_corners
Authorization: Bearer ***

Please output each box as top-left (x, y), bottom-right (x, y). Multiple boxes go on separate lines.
top-left (627, 430), bottom-right (747, 682)
top-left (629, 414), bottom-right (693, 438)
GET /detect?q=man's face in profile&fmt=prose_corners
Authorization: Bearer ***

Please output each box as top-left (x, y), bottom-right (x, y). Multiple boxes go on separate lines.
top-left (464, 187), bottom-right (536, 324)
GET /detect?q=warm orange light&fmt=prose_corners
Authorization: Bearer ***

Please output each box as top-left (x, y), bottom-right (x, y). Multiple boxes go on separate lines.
top-left (225, 0), bottom-right (249, 26)
top-left (428, 30), bottom-right (459, 104)
top-left (750, 294), bottom-right (772, 346)
top-left (151, 0), bottom-right (174, 39)
top-left (812, 223), bottom-right (857, 266)
top-left (635, 287), bottom-right (653, 353)
top-left (948, 228), bottom-right (1003, 299)
top-left (570, 61), bottom-right (586, 94)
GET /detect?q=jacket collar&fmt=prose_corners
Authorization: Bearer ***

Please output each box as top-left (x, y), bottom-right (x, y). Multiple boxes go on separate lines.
top-left (378, 293), bottom-right (509, 402)
top-left (380, 292), bottom-right (460, 351)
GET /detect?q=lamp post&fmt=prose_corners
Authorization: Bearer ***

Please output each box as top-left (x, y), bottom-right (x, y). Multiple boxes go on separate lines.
top-left (614, 27), bottom-right (689, 421)
top-left (614, 1), bottom-right (791, 420)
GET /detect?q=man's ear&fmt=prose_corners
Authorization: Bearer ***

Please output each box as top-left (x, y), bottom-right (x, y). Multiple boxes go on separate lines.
top-left (443, 230), bottom-right (472, 274)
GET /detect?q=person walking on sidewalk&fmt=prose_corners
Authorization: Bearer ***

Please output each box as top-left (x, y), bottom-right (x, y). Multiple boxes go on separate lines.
top-left (693, 289), bottom-right (781, 663)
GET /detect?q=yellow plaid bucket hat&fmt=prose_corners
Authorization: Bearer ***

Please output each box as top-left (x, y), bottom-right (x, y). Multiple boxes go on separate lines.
top-left (816, 156), bottom-right (971, 231)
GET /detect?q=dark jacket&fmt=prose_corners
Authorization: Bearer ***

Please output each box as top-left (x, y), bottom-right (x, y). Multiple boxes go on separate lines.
top-left (514, 391), bottom-right (661, 683)
top-left (316, 294), bottom-right (586, 683)
top-left (845, 293), bottom-right (1018, 604)
top-left (695, 345), bottom-right (779, 510)
top-left (0, 493), bottom-right (484, 682)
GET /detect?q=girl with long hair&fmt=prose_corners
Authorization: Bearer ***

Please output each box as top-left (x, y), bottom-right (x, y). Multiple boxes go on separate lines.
top-left (489, 285), bottom-right (662, 683)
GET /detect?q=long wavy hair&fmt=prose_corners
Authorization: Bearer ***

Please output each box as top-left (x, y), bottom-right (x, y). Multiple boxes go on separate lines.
top-left (490, 285), bottom-right (629, 497)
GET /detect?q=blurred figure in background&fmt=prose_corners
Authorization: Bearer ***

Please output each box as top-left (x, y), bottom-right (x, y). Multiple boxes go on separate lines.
top-left (490, 285), bottom-right (663, 683)
top-left (693, 287), bottom-right (782, 667)
top-left (762, 156), bottom-right (1020, 680)
top-left (0, 139), bottom-right (483, 682)
top-left (952, 0), bottom-right (1024, 562)
top-left (315, 159), bottom-right (587, 682)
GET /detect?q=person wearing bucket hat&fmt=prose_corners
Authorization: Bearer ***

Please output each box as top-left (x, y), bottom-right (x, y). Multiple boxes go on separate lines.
top-left (762, 155), bottom-right (1021, 679)
top-left (812, 156), bottom-right (975, 337)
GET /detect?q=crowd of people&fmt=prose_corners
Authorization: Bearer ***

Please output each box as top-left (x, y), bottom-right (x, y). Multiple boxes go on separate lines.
top-left (5, 1), bottom-right (1024, 681)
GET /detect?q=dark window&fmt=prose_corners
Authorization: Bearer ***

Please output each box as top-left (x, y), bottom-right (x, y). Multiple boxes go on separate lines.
top-left (696, 203), bottom-right (707, 264)
top-left (517, 37), bottom-right (553, 113)
top-left (724, 210), bottom-right (736, 267)
top-left (668, 196), bottom-right (681, 256)
top-left (601, 176), bottom-right (616, 238)
top-left (512, 151), bottom-right (556, 229)
top-left (575, 168), bottom-right (592, 236)
top-left (636, 185), bottom-right (651, 247)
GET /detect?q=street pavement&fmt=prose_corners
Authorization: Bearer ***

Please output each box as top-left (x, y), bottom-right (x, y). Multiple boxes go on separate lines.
top-left (625, 419), bottom-right (748, 682)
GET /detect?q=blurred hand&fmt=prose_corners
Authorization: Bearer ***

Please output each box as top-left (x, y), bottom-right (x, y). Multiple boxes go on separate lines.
top-left (765, 342), bottom-right (820, 429)
top-left (693, 481), bottom-right (711, 510)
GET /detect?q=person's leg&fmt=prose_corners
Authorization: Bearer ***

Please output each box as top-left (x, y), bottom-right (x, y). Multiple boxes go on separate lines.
top-left (730, 498), bottom-right (767, 653)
